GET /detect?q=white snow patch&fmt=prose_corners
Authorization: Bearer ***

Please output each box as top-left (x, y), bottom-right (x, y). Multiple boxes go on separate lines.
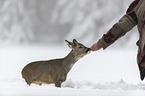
top-left (0, 45), bottom-right (145, 96)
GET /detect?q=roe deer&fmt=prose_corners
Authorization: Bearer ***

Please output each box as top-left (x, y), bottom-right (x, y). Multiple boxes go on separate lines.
top-left (21, 39), bottom-right (90, 87)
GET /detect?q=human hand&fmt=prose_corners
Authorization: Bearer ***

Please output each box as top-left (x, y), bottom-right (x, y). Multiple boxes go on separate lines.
top-left (90, 42), bottom-right (101, 51)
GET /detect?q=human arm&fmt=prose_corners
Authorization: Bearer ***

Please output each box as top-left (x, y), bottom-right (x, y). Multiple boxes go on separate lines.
top-left (91, 0), bottom-right (139, 51)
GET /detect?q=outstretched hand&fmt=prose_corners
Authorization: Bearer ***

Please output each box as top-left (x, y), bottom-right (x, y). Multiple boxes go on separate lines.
top-left (90, 42), bottom-right (101, 51)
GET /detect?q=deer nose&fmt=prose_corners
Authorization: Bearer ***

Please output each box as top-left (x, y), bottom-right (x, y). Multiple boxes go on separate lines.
top-left (86, 48), bottom-right (91, 53)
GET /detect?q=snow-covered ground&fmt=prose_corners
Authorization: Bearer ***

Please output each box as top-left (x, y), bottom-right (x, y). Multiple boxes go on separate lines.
top-left (0, 45), bottom-right (145, 96)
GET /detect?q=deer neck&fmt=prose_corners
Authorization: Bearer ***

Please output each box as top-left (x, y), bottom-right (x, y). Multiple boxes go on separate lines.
top-left (63, 50), bottom-right (80, 73)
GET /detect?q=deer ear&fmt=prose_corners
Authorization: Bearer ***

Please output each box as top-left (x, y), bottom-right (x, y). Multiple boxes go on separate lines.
top-left (65, 39), bottom-right (73, 48)
top-left (73, 39), bottom-right (78, 46)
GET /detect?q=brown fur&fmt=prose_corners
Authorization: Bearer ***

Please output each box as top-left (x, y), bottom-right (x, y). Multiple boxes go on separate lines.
top-left (21, 39), bottom-right (90, 87)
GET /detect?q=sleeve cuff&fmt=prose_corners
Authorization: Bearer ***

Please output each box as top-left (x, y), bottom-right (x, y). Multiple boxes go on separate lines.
top-left (97, 38), bottom-right (108, 50)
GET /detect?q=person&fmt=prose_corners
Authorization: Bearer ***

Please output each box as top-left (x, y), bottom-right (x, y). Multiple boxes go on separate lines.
top-left (90, 0), bottom-right (145, 80)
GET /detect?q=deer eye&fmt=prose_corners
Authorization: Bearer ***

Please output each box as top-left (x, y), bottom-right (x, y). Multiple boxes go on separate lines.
top-left (79, 46), bottom-right (82, 48)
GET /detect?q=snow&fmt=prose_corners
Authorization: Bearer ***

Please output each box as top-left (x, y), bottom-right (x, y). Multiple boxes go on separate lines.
top-left (0, 45), bottom-right (145, 96)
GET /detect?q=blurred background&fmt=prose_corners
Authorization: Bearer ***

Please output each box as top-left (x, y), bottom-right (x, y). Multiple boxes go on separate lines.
top-left (0, 0), bottom-right (138, 49)
top-left (1, 0), bottom-right (145, 94)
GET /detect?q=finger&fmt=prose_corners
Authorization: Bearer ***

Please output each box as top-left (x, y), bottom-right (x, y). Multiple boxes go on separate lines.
top-left (90, 45), bottom-right (96, 51)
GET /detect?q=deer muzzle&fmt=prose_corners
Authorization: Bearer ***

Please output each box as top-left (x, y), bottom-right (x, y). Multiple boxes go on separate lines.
top-left (86, 48), bottom-right (91, 53)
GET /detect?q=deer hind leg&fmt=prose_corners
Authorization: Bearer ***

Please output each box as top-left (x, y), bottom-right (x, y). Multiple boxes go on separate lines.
top-left (24, 77), bottom-right (37, 86)
top-left (25, 79), bottom-right (32, 86)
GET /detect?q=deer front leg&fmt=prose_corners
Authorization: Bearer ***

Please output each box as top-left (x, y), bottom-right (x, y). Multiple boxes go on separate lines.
top-left (53, 76), bottom-right (62, 88)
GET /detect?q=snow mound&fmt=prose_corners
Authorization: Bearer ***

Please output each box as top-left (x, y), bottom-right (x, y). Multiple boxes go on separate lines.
top-left (62, 79), bottom-right (145, 90)
top-left (1, 77), bottom-right (145, 91)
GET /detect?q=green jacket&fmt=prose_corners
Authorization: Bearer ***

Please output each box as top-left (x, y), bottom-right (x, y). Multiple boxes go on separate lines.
top-left (97, 0), bottom-right (145, 79)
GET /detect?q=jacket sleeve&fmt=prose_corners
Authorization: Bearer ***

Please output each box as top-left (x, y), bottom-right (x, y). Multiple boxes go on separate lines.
top-left (97, 0), bottom-right (139, 50)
